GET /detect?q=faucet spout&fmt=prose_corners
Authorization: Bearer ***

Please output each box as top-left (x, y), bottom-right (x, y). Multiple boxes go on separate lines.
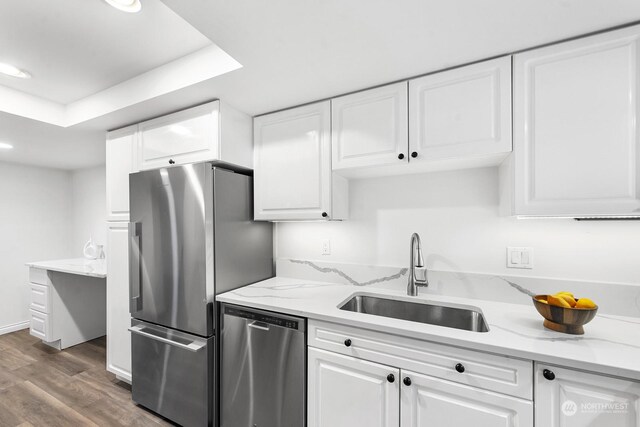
top-left (407, 233), bottom-right (429, 296)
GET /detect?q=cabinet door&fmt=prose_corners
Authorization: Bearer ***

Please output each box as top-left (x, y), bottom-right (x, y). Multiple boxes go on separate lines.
top-left (308, 347), bottom-right (400, 427)
top-left (401, 370), bottom-right (532, 427)
top-left (332, 82), bottom-right (408, 170)
top-left (138, 101), bottom-right (220, 170)
top-left (254, 101), bottom-right (333, 220)
top-left (513, 25), bottom-right (640, 216)
top-left (106, 125), bottom-right (137, 221)
top-left (536, 364), bottom-right (640, 427)
top-left (106, 222), bottom-right (131, 382)
top-left (409, 56), bottom-right (512, 162)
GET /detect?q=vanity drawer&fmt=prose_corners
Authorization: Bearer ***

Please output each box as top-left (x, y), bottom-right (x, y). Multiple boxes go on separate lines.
top-left (29, 283), bottom-right (50, 313)
top-left (29, 309), bottom-right (51, 341)
top-left (308, 320), bottom-right (533, 400)
top-left (29, 267), bottom-right (48, 285)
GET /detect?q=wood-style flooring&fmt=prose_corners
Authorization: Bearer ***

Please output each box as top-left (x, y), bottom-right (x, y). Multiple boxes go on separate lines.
top-left (0, 329), bottom-right (174, 427)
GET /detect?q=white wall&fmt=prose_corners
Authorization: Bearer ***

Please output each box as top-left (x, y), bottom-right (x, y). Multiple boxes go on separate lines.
top-left (71, 166), bottom-right (106, 257)
top-left (0, 162), bottom-right (74, 332)
top-left (277, 167), bottom-right (640, 286)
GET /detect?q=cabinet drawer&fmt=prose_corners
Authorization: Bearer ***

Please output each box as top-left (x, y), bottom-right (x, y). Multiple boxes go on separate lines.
top-left (29, 283), bottom-right (50, 313)
top-left (29, 309), bottom-right (51, 341)
top-left (29, 267), bottom-right (48, 285)
top-left (308, 320), bottom-right (533, 400)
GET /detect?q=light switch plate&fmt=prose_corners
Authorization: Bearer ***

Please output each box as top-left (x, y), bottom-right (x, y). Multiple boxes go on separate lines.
top-left (507, 247), bottom-right (533, 269)
top-left (322, 239), bottom-right (331, 255)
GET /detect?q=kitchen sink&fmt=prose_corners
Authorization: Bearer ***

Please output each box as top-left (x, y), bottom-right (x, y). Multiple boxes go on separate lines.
top-left (339, 294), bottom-right (489, 332)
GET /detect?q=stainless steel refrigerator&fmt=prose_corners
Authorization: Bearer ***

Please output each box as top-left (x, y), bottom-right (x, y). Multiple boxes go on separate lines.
top-left (127, 162), bottom-right (273, 427)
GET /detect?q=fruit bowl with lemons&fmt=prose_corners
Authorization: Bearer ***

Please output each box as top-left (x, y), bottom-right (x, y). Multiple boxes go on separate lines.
top-left (532, 292), bottom-right (598, 335)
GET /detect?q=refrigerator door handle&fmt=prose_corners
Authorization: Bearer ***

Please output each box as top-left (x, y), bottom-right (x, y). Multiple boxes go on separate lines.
top-left (128, 222), bottom-right (142, 313)
top-left (129, 325), bottom-right (207, 352)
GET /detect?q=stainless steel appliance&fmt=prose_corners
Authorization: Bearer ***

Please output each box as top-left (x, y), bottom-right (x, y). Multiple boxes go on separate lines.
top-left (220, 304), bottom-right (306, 427)
top-left (128, 163), bottom-right (273, 427)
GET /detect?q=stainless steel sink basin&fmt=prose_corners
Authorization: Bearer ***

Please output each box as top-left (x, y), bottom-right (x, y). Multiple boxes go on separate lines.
top-left (339, 294), bottom-right (489, 332)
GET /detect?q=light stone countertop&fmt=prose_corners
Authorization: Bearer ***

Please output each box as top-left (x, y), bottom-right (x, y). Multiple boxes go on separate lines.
top-left (26, 258), bottom-right (107, 279)
top-left (218, 276), bottom-right (640, 381)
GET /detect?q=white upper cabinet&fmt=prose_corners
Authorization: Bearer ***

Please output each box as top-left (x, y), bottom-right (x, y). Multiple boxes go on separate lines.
top-left (409, 56), bottom-right (512, 163)
top-left (138, 100), bottom-right (252, 171)
top-left (308, 347), bottom-right (400, 427)
top-left (254, 101), bottom-right (348, 221)
top-left (511, 25), bottom-right (640, 216)
top-left (106, 125), bottom-right (137, 221)
top-left (332, 82), bottom-right (409, 170)
top-left (535, 364), bottom-right (640, 427)
top-left (401, 370), bottom-right (533, 427)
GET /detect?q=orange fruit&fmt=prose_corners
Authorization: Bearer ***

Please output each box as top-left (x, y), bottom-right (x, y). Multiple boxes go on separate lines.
top-left (575, 298), bottom-right (596, 309)
top-left (548, 295), bottom-right (572, 308)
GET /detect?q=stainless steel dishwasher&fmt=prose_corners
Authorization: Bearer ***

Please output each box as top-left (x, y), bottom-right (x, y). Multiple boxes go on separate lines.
top-left (220, 303), bottom-right (306, 427)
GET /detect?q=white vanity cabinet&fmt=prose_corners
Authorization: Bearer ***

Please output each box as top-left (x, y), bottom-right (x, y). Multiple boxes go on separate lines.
top-left (308, 347), bottom-right (400, 427)
top-left (137, 100), bottom-right (252, 171)
top-left (106, 125), bottom-right (137, 221)
top-left (106, 222), bottom-right (132, 382)
top-left (307, 320), bottom-right (534, 427)
top-left (508, 25), bottom-right (640, 217)
top-left (331, 82), bottom-right (409, 170)
top-left (535, 364), bottom-right (640, 427)
top-left (253, 101), bottom-right (348, 221)
top-left (409, 56), bottom-right (512, 165)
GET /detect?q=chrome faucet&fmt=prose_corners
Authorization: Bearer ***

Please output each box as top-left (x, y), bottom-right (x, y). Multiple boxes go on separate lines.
top-left (407, 233), bottom-right (429, 296)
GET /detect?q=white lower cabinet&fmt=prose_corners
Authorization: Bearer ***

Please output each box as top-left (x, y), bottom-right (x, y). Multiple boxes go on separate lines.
top-left (106, 222), bottom-right (131, 382)
top-left (308, 347), bottom-right (399, 427)
top-left (401, 370), bottom-right (533, 427)
top-left (535, 364), bottom-right (640, 427)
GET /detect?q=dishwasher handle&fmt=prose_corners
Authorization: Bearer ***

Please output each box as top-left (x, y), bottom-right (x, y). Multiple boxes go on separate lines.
top-left (223, 304), bottom-right (305, 332)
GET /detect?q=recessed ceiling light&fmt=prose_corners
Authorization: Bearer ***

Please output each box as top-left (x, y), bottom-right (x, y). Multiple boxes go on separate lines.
top-left (104, 0), bottom-right (142, 13)
top-left (0, 142), bottom-right (14, 150)
top-left (0, 63), bottom-right (31, 79)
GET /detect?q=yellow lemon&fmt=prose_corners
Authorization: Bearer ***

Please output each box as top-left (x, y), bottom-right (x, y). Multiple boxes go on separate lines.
top-left (575, 298), bottom-right (597, 309)
top-left (555, 291), bottom-right (574, 298)
top-left (555, 293), bottom-right (576, 307)
top-left (548, 295), bottom-right (572, 308)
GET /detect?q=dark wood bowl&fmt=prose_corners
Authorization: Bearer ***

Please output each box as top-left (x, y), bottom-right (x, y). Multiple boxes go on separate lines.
top-left (532, 295), bottom-right (598, 335)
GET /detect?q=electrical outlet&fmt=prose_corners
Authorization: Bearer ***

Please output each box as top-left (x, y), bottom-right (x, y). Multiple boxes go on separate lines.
top-left (322, 239), bottom-right (331, 255)
top-left (507, 247), bottom-right (533, 269)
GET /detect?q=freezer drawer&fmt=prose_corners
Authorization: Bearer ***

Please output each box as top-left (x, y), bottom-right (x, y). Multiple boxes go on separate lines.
top-left (220, 304), bottom-right (306, 427)
top-left (130, 320), bottom-right (214, 427)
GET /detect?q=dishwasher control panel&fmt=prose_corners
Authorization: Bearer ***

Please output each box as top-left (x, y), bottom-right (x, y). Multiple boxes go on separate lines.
top-left (224, 305), bottom-right (301, 330)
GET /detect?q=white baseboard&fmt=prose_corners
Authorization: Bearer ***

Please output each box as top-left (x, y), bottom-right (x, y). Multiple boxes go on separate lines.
top-left (0, 320), bottom-right (29, 336)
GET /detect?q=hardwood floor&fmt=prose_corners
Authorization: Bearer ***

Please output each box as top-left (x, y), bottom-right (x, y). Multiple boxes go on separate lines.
top-left (0, 329), bottom-right (174, 427)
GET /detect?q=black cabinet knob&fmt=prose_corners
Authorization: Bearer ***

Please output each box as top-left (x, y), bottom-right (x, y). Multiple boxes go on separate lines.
top-left (398, 153), bottom-right (405, 160)
top-left (403, 377), bottom-right (412, 386)
top-left (321, 212), bottom-right (328, 218)
top-left (543, 369), bottom-right (555, 381)
top-left (387, 374), bottom-right (395, 383)
top-left (344, 339), bottom-right (352, 347)
top-left (411, 152), bottom-right (418, 158)
top-left (455, 363), bottom-right (465, 373)
top-left (168, 159), bottom-right (176, 165)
